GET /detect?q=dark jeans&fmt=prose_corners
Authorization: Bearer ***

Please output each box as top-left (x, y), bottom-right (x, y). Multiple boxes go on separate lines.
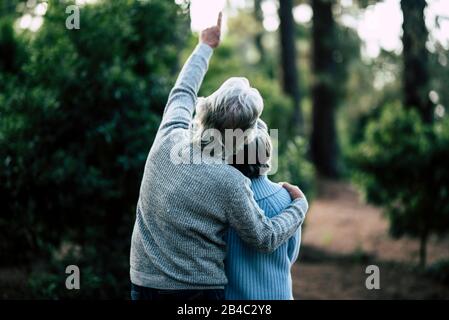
top-left (130, 283), bottom-right (225, 301)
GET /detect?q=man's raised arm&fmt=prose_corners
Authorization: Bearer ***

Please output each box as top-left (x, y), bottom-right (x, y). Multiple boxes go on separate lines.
top-left (157, 13), bottom-right (222, 136)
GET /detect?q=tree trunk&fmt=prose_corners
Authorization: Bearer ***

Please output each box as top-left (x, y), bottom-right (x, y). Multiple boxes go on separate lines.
top-left (310, 0), bottom-right (339, 178)
top-left (419, 231), bottom-right (428, 268)
top-left (401, 0), bottom-right (433, 123)
top-left (254, 0), bottom-right (266, 65)
top-left (278, 0), bottom-right (303, 132)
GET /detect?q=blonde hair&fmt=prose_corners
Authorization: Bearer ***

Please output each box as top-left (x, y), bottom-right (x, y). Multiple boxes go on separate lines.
top-left (231, 119), bottom-right (272, 178)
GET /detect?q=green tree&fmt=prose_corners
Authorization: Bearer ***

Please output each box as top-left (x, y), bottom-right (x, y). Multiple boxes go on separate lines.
top-left (0, 0), bottom-right (187, 273)
top-left (253, 0), bottom-right (267, 66)
top-left (279, 0), bottom-right (303, 131)
top-left (310, 0), bottom-right (339, 177)
top-left (352, 105), bottom-right (449, 267)
top-left (401, 0), bottom-right (433, 122)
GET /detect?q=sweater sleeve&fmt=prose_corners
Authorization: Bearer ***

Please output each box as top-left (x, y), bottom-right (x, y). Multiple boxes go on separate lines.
top-left (156, 43), bottom-right (213, 138)
top-left (226, 178), bottom-right (309, 253)
top-left (287, 229), bottom-right (301, 264)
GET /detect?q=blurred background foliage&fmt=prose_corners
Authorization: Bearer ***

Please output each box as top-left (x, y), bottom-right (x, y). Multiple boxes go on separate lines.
top-left (0, 0), bottom-right (188, 298)
top-left (0, 0), bottom-right (448, 298)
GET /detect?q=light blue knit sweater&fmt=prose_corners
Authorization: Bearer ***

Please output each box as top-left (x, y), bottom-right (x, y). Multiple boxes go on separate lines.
top-left (225, 176), bottom-right (301, 300)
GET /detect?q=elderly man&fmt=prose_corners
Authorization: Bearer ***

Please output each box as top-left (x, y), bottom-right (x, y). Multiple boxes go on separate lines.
top-left (130, 13), bottom-right (308, 301)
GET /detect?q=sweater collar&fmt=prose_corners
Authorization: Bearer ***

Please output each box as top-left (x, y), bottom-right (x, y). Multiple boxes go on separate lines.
top-left (250, 175), bottom-right (283, 201)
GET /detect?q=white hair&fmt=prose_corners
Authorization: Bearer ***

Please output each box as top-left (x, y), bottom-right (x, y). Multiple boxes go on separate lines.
top-left (192, 77), bottom-right (264, 157)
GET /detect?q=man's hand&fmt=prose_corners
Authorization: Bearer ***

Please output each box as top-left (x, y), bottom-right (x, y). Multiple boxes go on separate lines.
top-left (200, 12), bottom-right (222, 49)
top-left (281, 182), bottom-right (305, 200)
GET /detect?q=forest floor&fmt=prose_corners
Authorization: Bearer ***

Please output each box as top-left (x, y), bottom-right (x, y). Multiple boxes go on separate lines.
top-left (2, 180), bottom-right (449, 299)
top-left (292, 179), bottom-right (449, 299)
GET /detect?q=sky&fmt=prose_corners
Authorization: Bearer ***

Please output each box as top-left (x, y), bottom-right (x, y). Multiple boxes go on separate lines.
top-left (188, 0), bottom-right (449, 59)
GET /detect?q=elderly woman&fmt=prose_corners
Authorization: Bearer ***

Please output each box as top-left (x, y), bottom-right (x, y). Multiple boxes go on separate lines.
top-left (130, 14), bottom-right (308, 301)
top-left (225, 120), bottom-right (301, 300)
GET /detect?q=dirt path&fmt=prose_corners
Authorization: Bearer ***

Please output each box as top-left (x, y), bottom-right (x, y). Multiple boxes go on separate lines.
top-left (291, 180), bottom-right (449, 299)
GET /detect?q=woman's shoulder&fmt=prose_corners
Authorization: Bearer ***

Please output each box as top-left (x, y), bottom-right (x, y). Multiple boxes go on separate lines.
top-left (267, 185), bottom-right (292, 207)
top-left (251, 176), bottom-right (292, 207)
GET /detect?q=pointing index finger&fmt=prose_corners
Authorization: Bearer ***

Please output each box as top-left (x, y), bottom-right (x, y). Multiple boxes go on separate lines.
top-left (217, 12), bottom-right (222, 29)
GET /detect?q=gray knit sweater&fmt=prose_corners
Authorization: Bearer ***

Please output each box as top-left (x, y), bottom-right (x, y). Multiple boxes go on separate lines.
top-left (130, 43), bottom-right (309, 290)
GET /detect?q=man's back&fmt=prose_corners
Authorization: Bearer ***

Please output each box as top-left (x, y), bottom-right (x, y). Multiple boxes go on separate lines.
top-left (131, 128), bottom-right (249, 289)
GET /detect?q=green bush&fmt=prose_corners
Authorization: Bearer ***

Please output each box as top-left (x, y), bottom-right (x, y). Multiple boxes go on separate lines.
top-left (274, 136), bottom-right (315, 199)
top-left (426, 259), bottom-right (449, 286)
top-left (28, 241), bottom-right (129, 299)
top-left (351, 104), bottom-right (449, 266)
top-left (0, 0), bottom-right (187, 297)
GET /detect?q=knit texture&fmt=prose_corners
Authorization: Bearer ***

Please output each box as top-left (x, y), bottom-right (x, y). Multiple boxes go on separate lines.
top-left (225, 175), bottom-right (301, 300)
top-left (130, 43), bottom-right (309, 290)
